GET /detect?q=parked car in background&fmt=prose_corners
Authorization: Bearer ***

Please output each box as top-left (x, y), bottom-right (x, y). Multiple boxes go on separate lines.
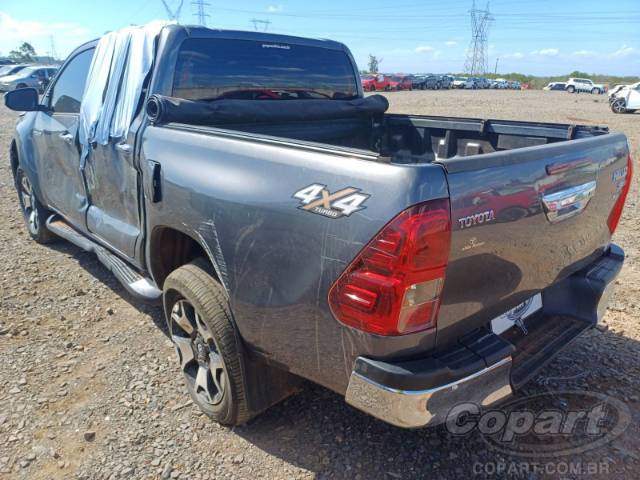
top-left (392, 75), bottom-right (413, 90)
top-left (494, 78), bottom-right (509, 89)
top-left (610, 82), bottom-right (640, 114)
top-left (418, 74), bottom-right (441, 90)
top-left (565, 77), bottom-right (605, 94)
top-left (360, 74), bottom-right (376, 92)
top-left (544, 82), bottom-right (567, 91)
top-left (409, 75), bottom-right (427, 90)
top-left (511, 81), bottom-right (522, 90)
top-left (438, 74), bottom-right (453, 89)
top-left (451, 77), bottom-right (475, 89)
top-left (0, 64), bottom-right (30, 80)
top-left (476, 77), bottom-right (490, 89)
top-left (609, 82), bottom-right (637, 101)
top-left (372, 74), bottom-right (393, 91)
top-left (0, 65), bottom-right (58, 92)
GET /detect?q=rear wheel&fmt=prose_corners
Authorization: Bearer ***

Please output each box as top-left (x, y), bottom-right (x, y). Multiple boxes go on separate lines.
top-left (591, 88), bottom-right (599, 94)
top-left (163, 261), bottom-right (252, 425)
top-left (15, 167), bottom-right (56, 244)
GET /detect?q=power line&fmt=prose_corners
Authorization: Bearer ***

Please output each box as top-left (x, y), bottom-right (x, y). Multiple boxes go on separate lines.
top-left (464, 0), bottom-right (494, 75)
top-left (192, 0), bottom-right (211, 26)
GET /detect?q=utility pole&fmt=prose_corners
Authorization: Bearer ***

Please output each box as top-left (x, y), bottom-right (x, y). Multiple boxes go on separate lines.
top-left (160, 0), bottom-right (185, 22)
top-left (49, 35), bottom-right (58, 61)
top-left (494, 57), bottom-right (499, 74)
top-left (464, 0), bottom-right (494, 75)
top-left (251, 19), bottom-right (271, 32)
top-left (192, 0), bottom-right (210, 26)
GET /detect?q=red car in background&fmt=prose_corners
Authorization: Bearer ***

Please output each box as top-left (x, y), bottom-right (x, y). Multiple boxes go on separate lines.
top-left (360, 74), bottom-right (377, 91)
top-left (372, 74), bottom-right (392, 91)
top-left (392, 75), bottom-right (413, 90)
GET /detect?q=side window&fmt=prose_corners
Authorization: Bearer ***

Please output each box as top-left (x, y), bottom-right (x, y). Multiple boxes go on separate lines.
top-left (50, 49), bottom-right (95, 114)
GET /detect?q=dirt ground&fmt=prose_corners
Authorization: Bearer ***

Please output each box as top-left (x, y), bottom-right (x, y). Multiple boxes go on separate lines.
top-left (0, 89), bottom-right (639, 480)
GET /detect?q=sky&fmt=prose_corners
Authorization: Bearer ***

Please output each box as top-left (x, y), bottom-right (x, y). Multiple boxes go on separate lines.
top-left (0, 0), bottom-right (638, 76)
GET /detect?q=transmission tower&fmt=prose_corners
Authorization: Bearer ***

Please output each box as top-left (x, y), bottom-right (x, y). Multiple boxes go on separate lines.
top-left (464, 1), bottom-right (494, 75)
top-left (192, 0), bottom-right (210, 26)
top-left (160, 0), bottom-right (184, 22)
top-left (251, 19), bottom-right (271, 32)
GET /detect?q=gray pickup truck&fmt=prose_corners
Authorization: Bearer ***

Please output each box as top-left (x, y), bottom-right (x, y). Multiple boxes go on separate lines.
top-left (5, 25), bottom-right (632, 428)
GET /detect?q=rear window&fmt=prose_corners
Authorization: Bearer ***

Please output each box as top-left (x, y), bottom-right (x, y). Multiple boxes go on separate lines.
top-left (173, 38), bottom-right (359, 101)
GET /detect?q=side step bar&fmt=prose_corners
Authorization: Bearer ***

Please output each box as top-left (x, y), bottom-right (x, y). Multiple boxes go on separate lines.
top-left (46, 216), bottom-right (162, 302)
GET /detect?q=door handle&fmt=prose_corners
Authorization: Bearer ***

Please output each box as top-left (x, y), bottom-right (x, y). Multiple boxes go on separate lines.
top-left (59, 132), bottom-right (74, 144)
top-left (541, 180), bottom-right (596, 224)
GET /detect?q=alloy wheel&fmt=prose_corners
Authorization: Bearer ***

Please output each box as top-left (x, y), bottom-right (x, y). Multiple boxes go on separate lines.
top-left (170, 299), bottom-right (226, 405)
top-left (17, 171), bottom-right (39, 236)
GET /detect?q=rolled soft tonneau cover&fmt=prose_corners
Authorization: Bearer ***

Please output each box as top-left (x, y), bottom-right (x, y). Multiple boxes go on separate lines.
top-left (146, 94), bottom-right (389, 125)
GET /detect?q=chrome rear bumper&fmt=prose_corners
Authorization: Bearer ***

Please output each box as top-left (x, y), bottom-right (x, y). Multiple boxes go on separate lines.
top-left (345, 356), bottom-right (512, 428)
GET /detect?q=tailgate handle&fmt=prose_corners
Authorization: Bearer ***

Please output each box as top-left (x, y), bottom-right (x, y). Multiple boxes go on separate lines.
top-left (541, 181), bottom-right (596, 224)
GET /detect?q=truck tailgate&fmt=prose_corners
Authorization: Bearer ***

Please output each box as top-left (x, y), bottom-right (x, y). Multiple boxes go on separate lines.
top-left (435, 132), bottom-right (630, 346)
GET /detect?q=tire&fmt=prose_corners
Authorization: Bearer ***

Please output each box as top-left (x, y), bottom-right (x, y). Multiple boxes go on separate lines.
top-left (163, 261), bottom-right (252, 426)
top-left (611, 98), bottom-right (627, 114)
top-left (567, 86), bottom-right (575, 93)
top-left (14, 167), bottom-right (56, 244)
top-left (591, 88), bottom-right (599, 95)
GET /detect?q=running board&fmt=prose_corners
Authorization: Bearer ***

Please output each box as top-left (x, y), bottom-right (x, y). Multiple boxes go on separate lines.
top-left (46, 216), bottom-right (162, 302)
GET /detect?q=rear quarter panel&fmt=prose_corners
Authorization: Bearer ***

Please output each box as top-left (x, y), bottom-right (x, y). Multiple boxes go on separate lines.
top-left (141, 125), bottom-right (449, 393)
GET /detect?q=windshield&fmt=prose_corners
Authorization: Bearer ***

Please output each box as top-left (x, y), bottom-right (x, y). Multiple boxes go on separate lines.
top-left (173, 38), bottom-right (359, 101)
top-left (455, 77), bottom-right (467, 81)
top-left (0, 66), bottom-right (14, 76)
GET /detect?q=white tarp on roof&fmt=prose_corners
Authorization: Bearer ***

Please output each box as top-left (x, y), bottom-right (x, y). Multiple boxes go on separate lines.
top-left (79, 21), bottom-right (171, 164)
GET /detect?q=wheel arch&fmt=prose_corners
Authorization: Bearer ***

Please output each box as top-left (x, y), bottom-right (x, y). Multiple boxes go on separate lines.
top-left (148, 225), bottom-right (224, 292)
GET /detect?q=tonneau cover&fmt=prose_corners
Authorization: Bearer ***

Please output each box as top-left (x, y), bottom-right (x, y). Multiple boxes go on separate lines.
top-left (146, 94), bottom-right (389, 126)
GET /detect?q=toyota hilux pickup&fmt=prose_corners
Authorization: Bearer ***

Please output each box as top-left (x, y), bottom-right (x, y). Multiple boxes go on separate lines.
top-left (6, 24), bottom-right (633, 428)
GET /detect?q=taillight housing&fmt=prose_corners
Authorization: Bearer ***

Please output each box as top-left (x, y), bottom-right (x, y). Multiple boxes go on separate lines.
top-left (607, 155), bottom-right (633, 235)
top-left (328, 199), bottom-right (451, 336)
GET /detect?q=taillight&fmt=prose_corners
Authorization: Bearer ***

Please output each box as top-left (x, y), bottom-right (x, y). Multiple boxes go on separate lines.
top-left (328, 199), bottom-right (451, 336)
top-left (607, 155), bottom-right (633, 234)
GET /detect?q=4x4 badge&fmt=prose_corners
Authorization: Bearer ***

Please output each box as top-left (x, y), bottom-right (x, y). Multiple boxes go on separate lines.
top-left (293, 184), bottom-right (370, 219)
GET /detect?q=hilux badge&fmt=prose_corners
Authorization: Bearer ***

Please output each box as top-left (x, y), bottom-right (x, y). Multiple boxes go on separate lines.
top-left (293, 183), bottom-right (369, 219)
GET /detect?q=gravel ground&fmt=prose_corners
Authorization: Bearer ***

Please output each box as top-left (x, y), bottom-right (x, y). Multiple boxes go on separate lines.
top-left (1, 90), bottom-right (639, 479)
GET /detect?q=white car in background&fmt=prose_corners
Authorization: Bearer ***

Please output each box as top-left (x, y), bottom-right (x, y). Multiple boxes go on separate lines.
top-left (451, 76), bottom-right (473, 89)
top-left (565, 77), bottom-right (605, 94)
top-left (609, 82), bottom-right (638, 100)
top-left (610, 82), bottom-right (640, 114)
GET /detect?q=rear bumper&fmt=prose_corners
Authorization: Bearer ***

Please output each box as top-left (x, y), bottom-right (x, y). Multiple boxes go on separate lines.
top-left (345, 244), bottom-right (624, 428)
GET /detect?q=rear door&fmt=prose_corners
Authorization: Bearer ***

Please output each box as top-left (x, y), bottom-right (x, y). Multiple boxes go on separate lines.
top-left (436, 133), bottom-right (629, 344)
top-left (83, 127), bottom-right (143, 259)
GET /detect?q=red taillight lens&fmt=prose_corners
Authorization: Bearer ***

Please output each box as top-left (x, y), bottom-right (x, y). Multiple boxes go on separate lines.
top-left (607, 155), bottom-right (633, 235)
top-left (328, 199), bottom-right (451, 336)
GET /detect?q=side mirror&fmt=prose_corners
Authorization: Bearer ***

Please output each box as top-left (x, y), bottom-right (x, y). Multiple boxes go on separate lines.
top-left (4, 88), bottom-right (45, 112)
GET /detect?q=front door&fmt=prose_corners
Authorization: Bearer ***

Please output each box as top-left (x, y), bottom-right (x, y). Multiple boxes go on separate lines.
top-left (34, 48), bottom-right (95, 229)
